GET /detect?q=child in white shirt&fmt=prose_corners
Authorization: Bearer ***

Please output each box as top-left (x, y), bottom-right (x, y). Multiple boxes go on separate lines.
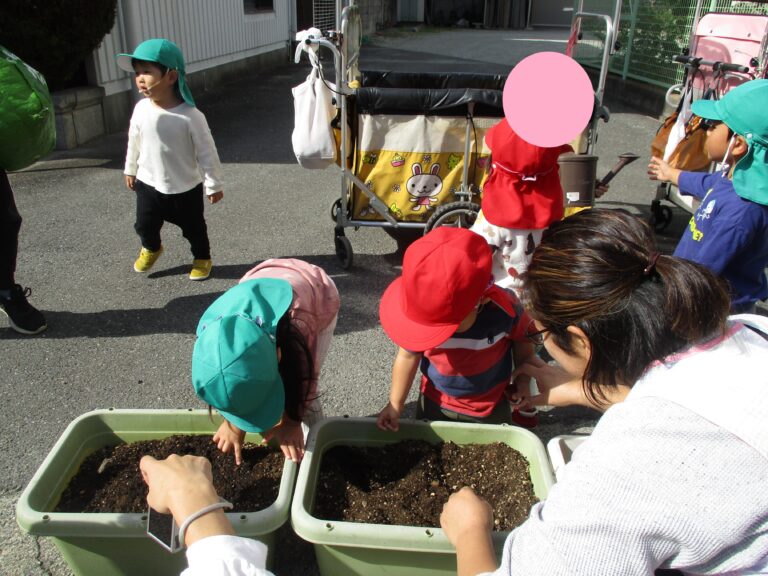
top-left (117, 39), bottom-right (223, 280)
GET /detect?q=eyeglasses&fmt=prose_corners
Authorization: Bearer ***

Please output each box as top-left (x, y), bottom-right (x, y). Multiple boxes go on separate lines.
top-left (701, 118), bottom-right (723, 131)
top-left (524, 320), bottom-right (550, 346)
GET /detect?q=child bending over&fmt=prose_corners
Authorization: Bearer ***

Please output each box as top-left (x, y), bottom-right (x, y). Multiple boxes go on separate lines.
top-left (377, 227), bottom-right (535, 431)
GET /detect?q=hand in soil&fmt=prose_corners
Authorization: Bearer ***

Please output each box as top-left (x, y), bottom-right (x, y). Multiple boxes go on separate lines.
top-left (214, 420), bottom-right (246, 465)
top-left (440, 487), bottom-right (494, 543)
top-left (140, 454), bottom-right (215, 515)
top-left (262, 419), bottom-right (305, 462)
top-left (140, 454), bottom-right (235, 546)
top-left (441, 487), bottom-right (498, 576)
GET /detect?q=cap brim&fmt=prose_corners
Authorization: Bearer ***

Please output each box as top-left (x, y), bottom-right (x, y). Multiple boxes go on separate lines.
top-left (217, 379), bottom-right (285, 433)
top-left (378, 277), bottom-right (460, 352)
top-left (691, 99), bottom-right (722, 121)
top-left (116, 54), bottom-right (135, 72)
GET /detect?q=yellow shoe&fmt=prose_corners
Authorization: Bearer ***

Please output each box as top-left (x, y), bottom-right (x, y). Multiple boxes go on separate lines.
top-left (189, 259), bottom-right (212, 281)
top-left (134, 246), bottom-right (163, 273)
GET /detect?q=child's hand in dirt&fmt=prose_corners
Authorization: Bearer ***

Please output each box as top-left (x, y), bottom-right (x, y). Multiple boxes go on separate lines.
top-left (440, 487), bottom-right (494, 545)
top-left (213, 420), bottom-right (246, 465)
top-left (376, 402), bottom-right (402, 432)
top-left (124, 175), bottom-right (135, 190)
top-left (262, 418), bottom-right (305, 463)
top-left (208, 190), bottom-right (224, 204)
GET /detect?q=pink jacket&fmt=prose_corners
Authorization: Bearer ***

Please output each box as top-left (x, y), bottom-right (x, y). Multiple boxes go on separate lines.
top-left (240, 259), bottom-right (340, 402)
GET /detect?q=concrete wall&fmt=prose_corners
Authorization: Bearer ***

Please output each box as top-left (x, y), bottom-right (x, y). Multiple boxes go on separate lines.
top-left (358, 0), bottom-right (398, 35)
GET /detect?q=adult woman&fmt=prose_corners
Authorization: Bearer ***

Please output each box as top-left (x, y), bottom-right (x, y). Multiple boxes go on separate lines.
top-left (440, 209), bottom-right (768, 576)
top-left (192, 258), bottom-right (339, 464)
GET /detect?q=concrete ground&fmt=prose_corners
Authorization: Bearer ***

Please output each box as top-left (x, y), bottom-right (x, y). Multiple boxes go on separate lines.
top-left (1, 27), bottom-right (764, 576)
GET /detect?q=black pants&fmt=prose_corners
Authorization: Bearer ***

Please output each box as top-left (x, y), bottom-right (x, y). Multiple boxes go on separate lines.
top-left (0, 169), bottom-right (22, 291)
top-left (417, 393), bottom-right (512, 424)
top-left (134, 180), bottom-right (210, 260)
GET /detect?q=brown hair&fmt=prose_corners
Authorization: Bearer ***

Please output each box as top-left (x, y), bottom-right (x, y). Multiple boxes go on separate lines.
top-left (522, 208), bottom-right (730, 406)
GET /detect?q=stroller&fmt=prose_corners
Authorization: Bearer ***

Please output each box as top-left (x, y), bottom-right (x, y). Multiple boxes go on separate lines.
top-left (294, 0), bottom-right (634, 268)
top-left (649, 0), bottom-right (768, 231)
top-left (294, 5), bottom-right (505, 268)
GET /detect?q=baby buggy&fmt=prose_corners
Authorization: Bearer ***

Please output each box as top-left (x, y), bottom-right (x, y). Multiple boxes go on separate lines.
top-left (294, 0), bottom-right (631, 268)
top-left (649, 0), bottom-right (768, 231)
top-left (295, 6), bottom-right (506, 268)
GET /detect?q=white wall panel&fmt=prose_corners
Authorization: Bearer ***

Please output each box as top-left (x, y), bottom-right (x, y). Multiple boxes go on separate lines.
top-left (91, 0), bottom-right (289, 95)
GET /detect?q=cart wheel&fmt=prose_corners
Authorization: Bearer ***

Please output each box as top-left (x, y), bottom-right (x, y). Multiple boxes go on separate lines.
top-left (424, 202), bottom-right (481, 233)
top-left (650, 205), bottom-right (673, 232)
top-left (330, 199), bottom-right (342, 223)
top-left (335, 235), bottom-right (354, 269)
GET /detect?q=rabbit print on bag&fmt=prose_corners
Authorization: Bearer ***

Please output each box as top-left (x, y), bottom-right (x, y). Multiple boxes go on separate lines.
top-left (407, 163), bottom-right (443, 212)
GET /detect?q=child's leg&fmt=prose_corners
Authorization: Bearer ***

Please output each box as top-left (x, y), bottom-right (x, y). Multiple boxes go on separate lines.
top-left (133, 180), bottom-right (164, 251)
top-left (303, 313), bottom-right (338, 426)
top-left (169, 184), bottom-right (210, 260)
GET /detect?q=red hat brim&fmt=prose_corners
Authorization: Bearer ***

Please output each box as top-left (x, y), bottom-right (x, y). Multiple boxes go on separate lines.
top-left (379, 277), bottom-right (461, 352)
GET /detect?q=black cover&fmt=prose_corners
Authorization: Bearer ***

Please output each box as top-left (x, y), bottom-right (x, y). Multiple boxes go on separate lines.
top-left (356, 70), bottom-right (505, 117)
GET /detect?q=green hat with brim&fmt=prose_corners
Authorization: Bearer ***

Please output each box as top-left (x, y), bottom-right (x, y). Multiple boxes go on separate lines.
top-left (192, 278), bottom-right (294, 433)
top-left (116, 38), bottom-right (195, 107)
top-left (692, 79), bottom-right (768, 205)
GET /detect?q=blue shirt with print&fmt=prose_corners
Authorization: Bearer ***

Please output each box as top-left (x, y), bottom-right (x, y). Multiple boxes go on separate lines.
top-left (674, 171), bottom-right (768, 307)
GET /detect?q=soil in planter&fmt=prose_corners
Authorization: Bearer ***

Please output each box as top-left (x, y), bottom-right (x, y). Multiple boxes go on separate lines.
top-left (55, 435), bottom-right (284, 513)
top-left (314, 440), bottom-right (538, 531)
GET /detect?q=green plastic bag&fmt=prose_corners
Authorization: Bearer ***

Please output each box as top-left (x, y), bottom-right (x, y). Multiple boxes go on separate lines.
top-left (0, 45), bottom-right (56, 171)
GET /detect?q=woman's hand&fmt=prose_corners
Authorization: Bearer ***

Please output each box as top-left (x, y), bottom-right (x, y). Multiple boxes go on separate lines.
top-left (440, 488), bottom-right (497, 576)
top-left (140, 454), bottom-right (235, 546)
top-left (262, 418), bottom-right (305, 462)
top-left (124, 174), bottom-right (136, 190)
top-left (213, 420), bottom-right (246, 465)
top-left (511, 355), bottom-right (588, 408)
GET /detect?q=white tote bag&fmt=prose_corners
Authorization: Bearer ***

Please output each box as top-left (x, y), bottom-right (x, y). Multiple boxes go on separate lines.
top-left (291, 64), bottom-right (337, 169)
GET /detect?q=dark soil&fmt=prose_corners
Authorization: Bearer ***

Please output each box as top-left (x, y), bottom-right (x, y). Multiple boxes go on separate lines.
top-left (55, 435), bottom-right (285, 513)
top-left (314, 440), bottom-right (538, 531)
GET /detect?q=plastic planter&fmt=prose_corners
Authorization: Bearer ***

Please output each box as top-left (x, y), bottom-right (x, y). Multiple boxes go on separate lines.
top-left (16, 409), bottom-right (296, 576)
top-left (546, 434), bottom-right (589, 482)
top-left (291, 417), bottom-right (555, 576)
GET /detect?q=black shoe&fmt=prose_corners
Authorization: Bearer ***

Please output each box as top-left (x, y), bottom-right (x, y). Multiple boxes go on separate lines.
top-left (0, 284), bottom-right (47, 335)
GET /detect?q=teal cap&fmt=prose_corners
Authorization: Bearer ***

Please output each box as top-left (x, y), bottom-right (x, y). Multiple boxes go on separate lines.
top-left (116, 39), bottom-right (195, 107)
top-left (192, 278), bottom-right (294, 433)
top-left (692, 79), bottom-right (768, 205)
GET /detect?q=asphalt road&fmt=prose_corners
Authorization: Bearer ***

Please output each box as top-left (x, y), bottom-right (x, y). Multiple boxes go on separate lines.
top-left (2, 27), bottom-right (763, 575)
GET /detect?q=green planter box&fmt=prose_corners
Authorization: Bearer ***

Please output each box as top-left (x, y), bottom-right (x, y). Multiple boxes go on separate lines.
top-left (291, 417), bottom-right (555, 576)
top-left (16, 409), bottom-right (296, 576)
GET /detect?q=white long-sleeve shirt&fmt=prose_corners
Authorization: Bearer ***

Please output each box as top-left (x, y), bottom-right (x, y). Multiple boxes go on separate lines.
top-left (124, 98), bottom-right (223, 196)
top-left (489, 317), bottom-right (768, 576)
top-left (182, 535), bottom-right (274, 576)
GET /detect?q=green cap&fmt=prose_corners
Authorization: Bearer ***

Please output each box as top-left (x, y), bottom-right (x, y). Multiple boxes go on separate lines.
top-left (192, 279), bottom-right (294, 433)
top-left (692, 79), bottom-right (768, 205)
top-left (116, 39), bottom-right (195, 107)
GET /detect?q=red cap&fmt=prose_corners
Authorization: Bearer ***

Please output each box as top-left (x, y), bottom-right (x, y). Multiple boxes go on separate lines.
top-left (379, 228), bottom-right (513, 351)
top-left (482, 119), bottom-right (572, 229)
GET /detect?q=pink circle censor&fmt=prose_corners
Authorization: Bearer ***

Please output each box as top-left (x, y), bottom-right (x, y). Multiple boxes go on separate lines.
top-left (503, 52), bottom-right (594, 148)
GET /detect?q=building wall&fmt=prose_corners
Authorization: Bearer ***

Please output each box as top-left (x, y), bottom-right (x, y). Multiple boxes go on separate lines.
top-left (92, 0), bottom-right (291, 97)
top-left (88, 0), bottom-right (292, 133)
